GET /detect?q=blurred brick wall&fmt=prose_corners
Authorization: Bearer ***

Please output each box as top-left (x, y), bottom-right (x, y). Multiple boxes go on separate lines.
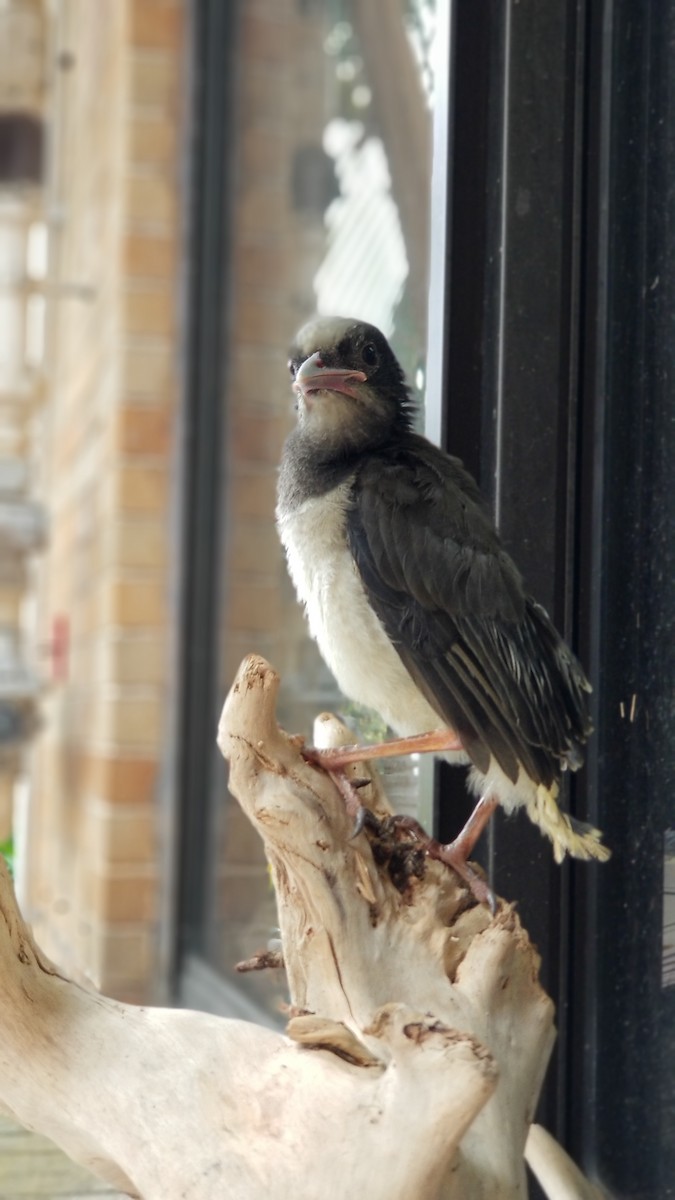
top-left (25, 0), bottom-right (346, 1006)
top-left (26, 0), bottom-right (184, 1001)
top-left (0, 0), bottom-right (46, 844)
top-left (207, 0), bottom-right (345, 989)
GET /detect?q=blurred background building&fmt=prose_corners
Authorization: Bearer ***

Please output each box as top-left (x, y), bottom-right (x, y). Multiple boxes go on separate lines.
top-left (0, 0), bottom-right (45, 905)
top-left (0, 0), bottom-right (438, 1013)
top-left (3, 0), bottom-right (187, 1003)
top-left (0, 2), bottom-right (673, 1196)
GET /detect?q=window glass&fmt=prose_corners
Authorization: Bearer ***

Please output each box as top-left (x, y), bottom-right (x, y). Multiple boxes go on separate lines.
top-left (203, 0), bottom-right (438, 1017)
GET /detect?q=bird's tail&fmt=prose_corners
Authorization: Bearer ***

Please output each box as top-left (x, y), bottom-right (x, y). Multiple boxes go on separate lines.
top-left (527, 783), bottom-right (611, 864)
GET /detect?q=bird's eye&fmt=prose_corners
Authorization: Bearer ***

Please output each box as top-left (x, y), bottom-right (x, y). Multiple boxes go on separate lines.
top-left (361, 342), bottom-right (378, 368)
top-left (288, 359), bottom-right (297, 379)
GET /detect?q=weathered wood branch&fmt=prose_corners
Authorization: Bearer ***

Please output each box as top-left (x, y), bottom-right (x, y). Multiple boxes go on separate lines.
top-left (217, 656), bottom-right (557, 1198)
top-left (0, 654), bottom-right (601, 1198)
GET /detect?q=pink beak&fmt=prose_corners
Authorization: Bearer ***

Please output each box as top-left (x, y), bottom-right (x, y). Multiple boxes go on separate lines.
top-left (294, 351), bottom-right (367, 400)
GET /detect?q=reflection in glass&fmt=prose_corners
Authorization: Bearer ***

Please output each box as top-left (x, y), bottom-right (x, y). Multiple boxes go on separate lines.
top-left (203, 1), bottom-right (437, 1017)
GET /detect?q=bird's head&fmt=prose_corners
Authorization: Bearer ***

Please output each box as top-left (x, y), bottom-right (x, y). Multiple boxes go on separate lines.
top-left (288, 317), bottom-right (415, 455)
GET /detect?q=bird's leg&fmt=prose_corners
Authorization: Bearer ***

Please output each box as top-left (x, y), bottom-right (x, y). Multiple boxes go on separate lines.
top-left (426, 795), bottom-right (499, 911)
top-left (303, 728), bottom-right (465, 771)
top-left (440, 793), bottom-right (499, 862)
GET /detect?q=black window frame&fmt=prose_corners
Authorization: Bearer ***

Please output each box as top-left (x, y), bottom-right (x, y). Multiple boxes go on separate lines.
top-left (435, 2), bottom-right (674, 1194)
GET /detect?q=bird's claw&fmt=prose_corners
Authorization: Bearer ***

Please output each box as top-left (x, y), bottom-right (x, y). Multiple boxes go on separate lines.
top-left (348, 777), bottom-right (372, 836)
top-left (349, 804), bottom-right (384, 840)
top-left (349, 805), bottom-right (367, 839)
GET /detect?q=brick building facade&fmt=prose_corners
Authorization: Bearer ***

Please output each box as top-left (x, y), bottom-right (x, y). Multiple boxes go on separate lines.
top-left (24, 0), bottom-right (186, 1001)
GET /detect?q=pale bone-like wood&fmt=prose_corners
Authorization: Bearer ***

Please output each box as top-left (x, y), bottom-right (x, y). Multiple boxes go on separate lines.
top-left (218, 655), bottom-right (555, 1198)
top-left (0, 654), bottom-right (601, 1199)
top-left (525, 1125), bottom-right (607, 1200)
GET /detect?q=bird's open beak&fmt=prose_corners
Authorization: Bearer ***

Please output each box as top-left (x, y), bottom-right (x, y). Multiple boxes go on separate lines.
top-left (294, 351), bottom-right (367, 401)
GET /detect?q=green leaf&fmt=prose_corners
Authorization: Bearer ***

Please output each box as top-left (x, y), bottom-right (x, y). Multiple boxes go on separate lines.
top-left (0, 836), bottom-right (14, 878)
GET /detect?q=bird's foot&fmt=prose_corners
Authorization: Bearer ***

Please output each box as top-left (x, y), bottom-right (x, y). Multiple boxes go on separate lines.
top-left (426, 842), bottom-right (497, 914)
top-left (374, 796), bottom-right (500, 912)
top-left (302, 739), bottom-right (498, 910)
top-left (301, 745), bottom-right (377, 838)
top-left (316, 764), bottom-right (374, 836)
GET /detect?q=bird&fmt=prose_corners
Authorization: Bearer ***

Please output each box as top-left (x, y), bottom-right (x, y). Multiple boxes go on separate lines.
top-left (276, 315), bottom-right (610, 905)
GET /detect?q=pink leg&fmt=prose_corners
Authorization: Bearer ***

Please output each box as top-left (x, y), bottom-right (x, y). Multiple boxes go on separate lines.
top-left (303, 728), bottom-right (465, 770)
top-left (428, 795), bottom-right (499, 912)
top-left (438, 794), bottom-right (499, 863)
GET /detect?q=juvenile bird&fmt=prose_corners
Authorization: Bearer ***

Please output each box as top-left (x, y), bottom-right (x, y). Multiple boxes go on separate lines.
top-left (276, 316), bottom-right (610, 904)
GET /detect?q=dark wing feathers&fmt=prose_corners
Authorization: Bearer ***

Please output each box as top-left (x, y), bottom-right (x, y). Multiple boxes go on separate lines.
top-left (347, 437), bottom-right (592, 789)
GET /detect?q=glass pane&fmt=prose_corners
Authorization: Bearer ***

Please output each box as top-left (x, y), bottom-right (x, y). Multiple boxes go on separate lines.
top-left (204, 0), bottom-right (438, 1017)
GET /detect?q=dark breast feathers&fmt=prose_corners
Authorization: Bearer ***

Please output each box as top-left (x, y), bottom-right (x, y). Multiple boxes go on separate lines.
top-left (345, 434), bottom-right (593, 791)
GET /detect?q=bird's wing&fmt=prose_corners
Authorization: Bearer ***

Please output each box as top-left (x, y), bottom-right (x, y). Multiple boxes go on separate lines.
top-left (346, 439), bottom-right (592, 787)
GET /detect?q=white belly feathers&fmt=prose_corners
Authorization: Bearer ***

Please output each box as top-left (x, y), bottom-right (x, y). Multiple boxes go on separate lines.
top-left (277, 481), bottom-right (440, 737)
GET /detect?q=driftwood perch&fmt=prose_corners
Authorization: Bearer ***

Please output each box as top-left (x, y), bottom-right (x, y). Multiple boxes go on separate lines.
top-left (0, 654), bottom-right (602, 1198)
